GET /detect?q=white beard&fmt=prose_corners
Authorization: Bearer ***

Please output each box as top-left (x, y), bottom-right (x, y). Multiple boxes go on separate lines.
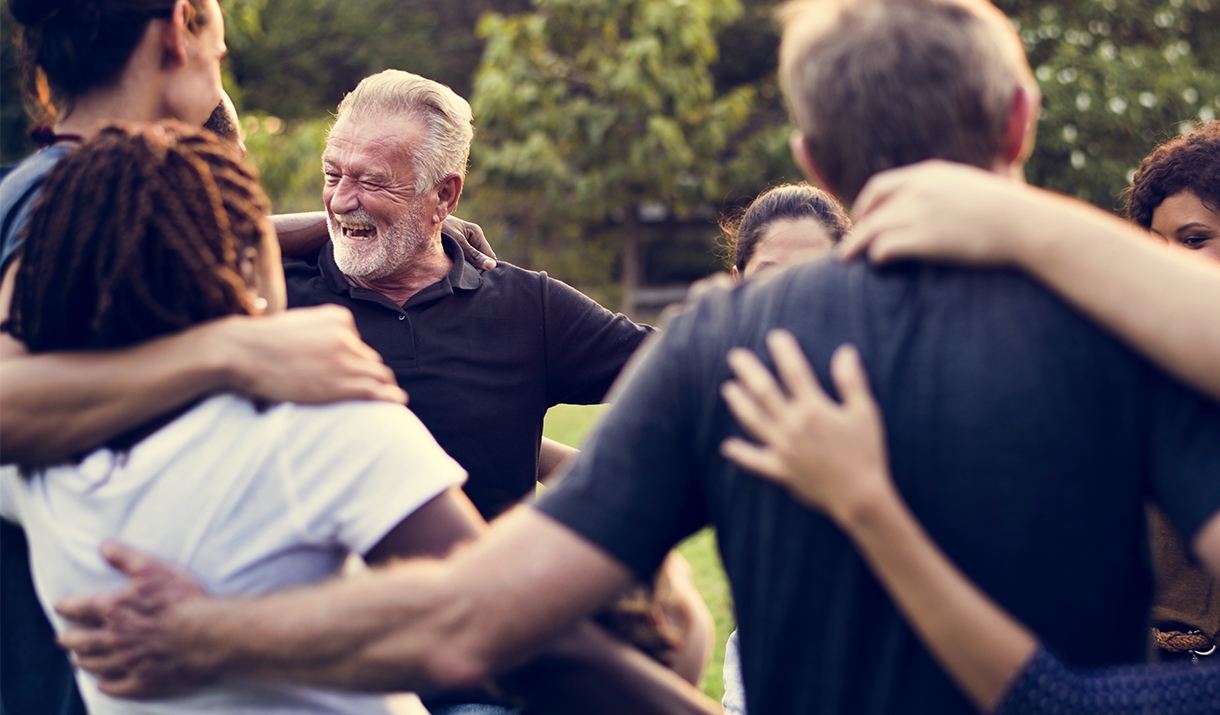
top-left (329, 205), bottom-right (429, 280)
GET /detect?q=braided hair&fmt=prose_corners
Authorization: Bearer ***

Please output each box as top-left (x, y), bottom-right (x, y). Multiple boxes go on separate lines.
top-left (1125, 121), bottom-right (1220, 229)
top-left (720, 183), bottom-right (852, 273)
top-left (5, 121), bottom-right (271, 353)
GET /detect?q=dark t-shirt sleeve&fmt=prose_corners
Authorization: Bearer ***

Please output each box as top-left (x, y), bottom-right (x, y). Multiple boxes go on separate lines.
top-left (540, 274), bottom-right (653, 405)
top-left (534, 319), bottom-right (709, 581)
top-left (1146, 372), bottom-right (1220, 545)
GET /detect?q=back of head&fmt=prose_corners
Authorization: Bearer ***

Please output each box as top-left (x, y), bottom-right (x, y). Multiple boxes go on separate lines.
top-left (4, 121), bottom-right (271, 353)
top-left (723, 183), bottom-right (851, 271)
top-left (779, 0), bottom-right (1032, 202)
top-left (334, 69), bottom-right (474, 193)
top-left (1126, 121), bottom-right (1220, 228)
top-left (8, 0), bottom-right (211, 121)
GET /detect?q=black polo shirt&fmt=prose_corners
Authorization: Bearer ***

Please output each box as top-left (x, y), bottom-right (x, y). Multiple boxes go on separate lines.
top-left (284, 235), bottom-right (651, 518)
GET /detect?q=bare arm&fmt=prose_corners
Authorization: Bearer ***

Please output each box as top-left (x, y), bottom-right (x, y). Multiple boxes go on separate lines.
top-left (0, 261), bottom-right (404, 465)
top-left (57, 508), bottom-right (634, 692)
top-left (845, 160), bottom-right (1220, 403)
top-left (719, 331), bottom-right (1036, 712)
top-left (538, 437), bottom-right (580, 485)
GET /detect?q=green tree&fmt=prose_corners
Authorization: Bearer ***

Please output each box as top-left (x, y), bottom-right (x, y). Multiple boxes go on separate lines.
top-left (469, 0), bottom-right (754, 313)
top-left (997, 0), bottom-right (1219, 208)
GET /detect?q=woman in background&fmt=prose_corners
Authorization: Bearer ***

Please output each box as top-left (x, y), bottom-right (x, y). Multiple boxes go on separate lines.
top-left (1124, 121), bottom-right (1220, 663)
top-left (717, 182), bottom-right (851, 715)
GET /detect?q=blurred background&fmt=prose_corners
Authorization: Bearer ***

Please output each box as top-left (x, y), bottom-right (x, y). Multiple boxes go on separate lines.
top-left (3, 0), bottom-right (1217, 315)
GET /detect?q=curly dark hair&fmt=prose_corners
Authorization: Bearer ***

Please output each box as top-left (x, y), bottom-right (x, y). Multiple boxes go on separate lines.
top-left (720, 183), bottom-right (852, 272)
top-left (1125, 121), bottom-right (1220, 229)
top-left (5, 121), bottom-right (270, 354)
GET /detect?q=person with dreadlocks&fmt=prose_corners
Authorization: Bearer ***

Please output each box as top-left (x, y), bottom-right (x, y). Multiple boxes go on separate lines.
top-left (0, 2), bottom-right (403, 712)
top-left (0, 122), bottom-right (722, 715)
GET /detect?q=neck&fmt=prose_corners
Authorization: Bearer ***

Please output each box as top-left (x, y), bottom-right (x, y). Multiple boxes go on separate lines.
top-left (346, 231), bottom-right (453, 305)
top-left (53, 35), bottom-right (169, 137)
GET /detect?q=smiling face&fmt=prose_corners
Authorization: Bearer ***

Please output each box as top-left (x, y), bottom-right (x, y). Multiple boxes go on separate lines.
top-left (1150, 190), bottom-right (1220, 263)
top-left (322, 113), bottom-right (439, 279)
top-left (741, 217), bottom-right (837, 280)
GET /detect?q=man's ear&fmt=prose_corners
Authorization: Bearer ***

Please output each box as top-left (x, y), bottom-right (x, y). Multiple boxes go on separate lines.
top-left (159, 0), bottom-right (193, 69)
top-left (789, 130), bottom-right (837, 197)
top-left (432, 173), bottom-right (463, 224)
top-left (1001, 84), bottom-right (1038, 167)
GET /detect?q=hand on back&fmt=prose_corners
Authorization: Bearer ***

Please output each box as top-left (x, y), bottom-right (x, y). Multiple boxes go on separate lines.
top-left (843, 160), bottom-right (1049, 268)
top-left (718, 331), bottom-right (894, 527)
top-left (221, 304), bottom-right (406, 406)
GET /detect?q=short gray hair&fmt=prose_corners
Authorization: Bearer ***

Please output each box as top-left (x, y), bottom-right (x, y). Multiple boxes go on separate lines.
top-left (335, 69), bottom-right (474, 193)
top-left (779, 0), bottom-right (1035, 203)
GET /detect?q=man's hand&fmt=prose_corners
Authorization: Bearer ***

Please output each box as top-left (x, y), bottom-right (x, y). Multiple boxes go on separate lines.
top-left (443, 215), bottom-right (497, 270)
top-left (218, 304), bottom-right (407, 405)
top-left (56, 542), bottom-right (215, 699)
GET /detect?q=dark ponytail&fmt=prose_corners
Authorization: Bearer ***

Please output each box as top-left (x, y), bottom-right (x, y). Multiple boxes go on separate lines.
top-left (9, 0), bottom-right (209, 121)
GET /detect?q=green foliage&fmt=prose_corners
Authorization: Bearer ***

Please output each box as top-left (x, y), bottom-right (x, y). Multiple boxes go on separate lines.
top-left (996, 0), bottom-right (1220, 209)
top-left (467, 0), bottom-right (755, 298)
top-left (241, 113), bottom-right (331, 213)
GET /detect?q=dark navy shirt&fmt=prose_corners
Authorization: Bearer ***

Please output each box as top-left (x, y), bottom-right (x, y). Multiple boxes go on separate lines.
top-left (285, 236), bottom-right (651, 518)
top-left (537, 257), bottom-right (1220, 715)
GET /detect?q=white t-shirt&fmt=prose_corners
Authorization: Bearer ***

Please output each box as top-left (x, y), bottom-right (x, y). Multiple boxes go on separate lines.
top-left (0, 394), bottom-right (466, 715)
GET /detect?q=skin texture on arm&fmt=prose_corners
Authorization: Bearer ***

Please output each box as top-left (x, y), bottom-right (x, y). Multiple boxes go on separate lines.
top-left (56, 508), bottom-right (722, 713)
top-left (0, 260), bottom-right (405, 465)
top-left (718, 331), bottom-right (1037, 713)
top-left (538, 436), bottom-right (580, 485)
top-left (844, 160), bottom-right (1220, 403)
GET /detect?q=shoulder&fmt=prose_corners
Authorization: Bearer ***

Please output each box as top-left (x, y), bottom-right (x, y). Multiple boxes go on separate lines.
top-left (273, 399), bottom-right (429, 446)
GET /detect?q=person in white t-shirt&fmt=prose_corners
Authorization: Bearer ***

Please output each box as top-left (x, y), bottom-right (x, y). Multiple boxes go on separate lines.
top-left (0, 123), bottom-right (474, 715)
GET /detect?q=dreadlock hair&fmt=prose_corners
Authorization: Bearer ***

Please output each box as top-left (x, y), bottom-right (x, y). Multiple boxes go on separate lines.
top-left (1124, 120), bottom-right (1220, 229)
top-left (720, 183), bottom-right (852, 273)
top-left (5, 121), bottom-right (271, 354)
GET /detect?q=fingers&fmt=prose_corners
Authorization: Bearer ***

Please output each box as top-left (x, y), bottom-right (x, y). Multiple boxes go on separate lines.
top-left (447, 216), bottom-right (498, 269)
top-left (719, 437), bottom-right (787, 481)
top-left (828, 344), bottom-right (876, 412)
top-left (720, 380), bottom-right (775, 443)
top-left (56, 594), bottom-right (114, 626)
top-left (765, 330), bottom-right (828, 406)
top-left (725, 347), bottom-right (788, 421)
top-left (100, 541), bottom-right (157, 578)
top-left (57, 624), bottom-right (119, 654)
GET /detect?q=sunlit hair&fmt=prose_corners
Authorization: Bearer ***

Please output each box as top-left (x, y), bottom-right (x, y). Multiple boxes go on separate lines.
top-left (334, 69), bottom-right (474, 193)
top-left (1125, 120), bottom-right (1220, 228)
top-left (9, 0), bottom-right (210, 122)
top-left (4, 122), bottom-right (270, 354)
top-left (720, 183), bottom-right (852, 272)
top-left (778, 0), bottom-right (1034, 203)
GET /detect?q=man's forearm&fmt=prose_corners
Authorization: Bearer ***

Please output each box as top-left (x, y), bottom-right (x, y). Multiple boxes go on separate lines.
top-left (161, 560), bottom-right (479, 693)
top-left (1015, 190), bottom-right (1220, 403)
top-left (500, 620), bottom-right (721, 715)
top-left (1, 324), bottom-right (232, 464)
top-left (272, 212), bottom-right (329, 258)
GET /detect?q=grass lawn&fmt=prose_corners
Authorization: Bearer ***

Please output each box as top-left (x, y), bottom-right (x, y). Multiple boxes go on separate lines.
top-left (542, 404), bottom-right (735, 702)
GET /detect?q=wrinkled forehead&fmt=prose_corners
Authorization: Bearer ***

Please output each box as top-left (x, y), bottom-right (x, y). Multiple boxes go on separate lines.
top-left (324, 113), bottom-right (424, 166)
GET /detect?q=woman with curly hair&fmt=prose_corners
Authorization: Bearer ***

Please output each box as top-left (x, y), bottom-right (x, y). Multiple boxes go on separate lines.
top-left (1126, 121), bottom-right (1220, 261)
top-left (1125, 121), bottom-right (1220, 664)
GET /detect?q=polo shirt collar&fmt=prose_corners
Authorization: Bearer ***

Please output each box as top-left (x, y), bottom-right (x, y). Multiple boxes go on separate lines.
top-left (318, 231), bottom-right (483, 304)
